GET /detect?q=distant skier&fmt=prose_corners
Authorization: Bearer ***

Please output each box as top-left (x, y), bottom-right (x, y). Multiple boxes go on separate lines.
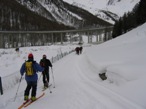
top-left (15, 47), bottom-right (19, 52)
top-left (79, 46), bottom-right (83, 54)
top-left (20, 53), bottom-right (44, 101)
top-left (75, 47), bottom-right (80, 55)
top-left (40, 54), bottom-right (52, 89)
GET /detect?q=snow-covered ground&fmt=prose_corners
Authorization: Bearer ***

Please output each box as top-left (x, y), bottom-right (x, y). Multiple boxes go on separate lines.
top-left (0, 23), bottom-right (146, 109)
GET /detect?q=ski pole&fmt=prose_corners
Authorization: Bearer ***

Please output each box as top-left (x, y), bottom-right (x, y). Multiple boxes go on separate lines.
top-left (48, 85), bottom-right (52, 93)
top-left (14, 76), bottom-right (22, 102)
top-left (51, 67), bottom-right (55, 88)
top-left (38, 73), bottom-right (42, 82)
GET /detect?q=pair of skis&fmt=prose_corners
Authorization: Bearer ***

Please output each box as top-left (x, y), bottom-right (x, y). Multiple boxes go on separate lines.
top-left (42, 84), bottom-right (52, 91)
top-left (18, 84), bottom-right (52, 109)
top-left (18, 93), bottom-right (45, 109)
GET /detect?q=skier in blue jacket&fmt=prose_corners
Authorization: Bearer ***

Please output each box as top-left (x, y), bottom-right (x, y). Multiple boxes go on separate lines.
top-left (20, 53), bottom-right (44, 101)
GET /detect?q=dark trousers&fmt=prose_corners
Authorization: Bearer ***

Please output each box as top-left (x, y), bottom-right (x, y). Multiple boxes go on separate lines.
top-left (42, 71), bottom-right (49, 85)
top-left (24, 81), bottom-right (37, 97)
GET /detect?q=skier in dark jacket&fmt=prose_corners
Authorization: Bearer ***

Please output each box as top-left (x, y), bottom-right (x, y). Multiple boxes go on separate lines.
top-left (40, 54), bottom-right (52, 88)
top-left (79, 46), bottom-right (83, 54)
top-left (75, 47), bottom-right (80, 55)
top-left (20, 53), bottom-right (44, 101)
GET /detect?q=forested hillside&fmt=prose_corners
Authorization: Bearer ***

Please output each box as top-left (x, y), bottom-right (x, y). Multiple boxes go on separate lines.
top-left (0, 0), bottom-right (73, 31)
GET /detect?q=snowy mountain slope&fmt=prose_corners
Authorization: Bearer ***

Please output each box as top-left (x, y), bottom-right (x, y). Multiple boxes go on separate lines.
top-left (16, 0), bottom-right (112, 28)
top-left (37, 0), bottom-right (82, 27)
top-left (16, 0), bottom-right (83, 28)
top-left (63, 0), bottom-right (140, 23)
top-left (16, 0), bottom-right (56, 21)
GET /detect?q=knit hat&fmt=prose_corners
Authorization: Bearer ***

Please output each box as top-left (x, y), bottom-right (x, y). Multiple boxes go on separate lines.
top-left (43, 54), bottom-right (46, 58)
top-left (43, 54), bottom-right (46, 59)
top-left (28, 53), bottom-right (33, 60)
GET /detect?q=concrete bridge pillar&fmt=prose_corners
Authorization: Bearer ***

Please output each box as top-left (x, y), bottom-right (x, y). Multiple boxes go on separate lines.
top-left (51, 33), bottom-right (54, 44)
top-left (60, 33), bottom-right (63, 44)
top-left (90, 35), bottom-right (92, 43)
top-left (87, 32), bottom-right (91, 43)
top-left (78, 32), bottom-right (82, 44)
top-left (96, 33), bottom-right (99, 42)
top-left (0, 34), bottom-right (4, 48)
top-left (99, 33), bottom-right (102, 42)
top-left (108, 31), bottom-right (113, 40)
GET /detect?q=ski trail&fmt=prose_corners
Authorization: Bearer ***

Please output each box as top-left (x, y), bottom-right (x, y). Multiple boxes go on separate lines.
top-left (75, 53), bottom-right (143, 109)
top-left (4, 51), bottom-right (143, 109)
top-left (27, 52), bottom-right (143, 109)
top-left (53, 52), bottom-right (141, 109)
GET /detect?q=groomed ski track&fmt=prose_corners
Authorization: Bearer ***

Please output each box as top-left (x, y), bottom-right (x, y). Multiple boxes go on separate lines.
top-left (2, 50), bottom-right (142, 109)
top-left (34, 51), bottom-right (141, 109)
